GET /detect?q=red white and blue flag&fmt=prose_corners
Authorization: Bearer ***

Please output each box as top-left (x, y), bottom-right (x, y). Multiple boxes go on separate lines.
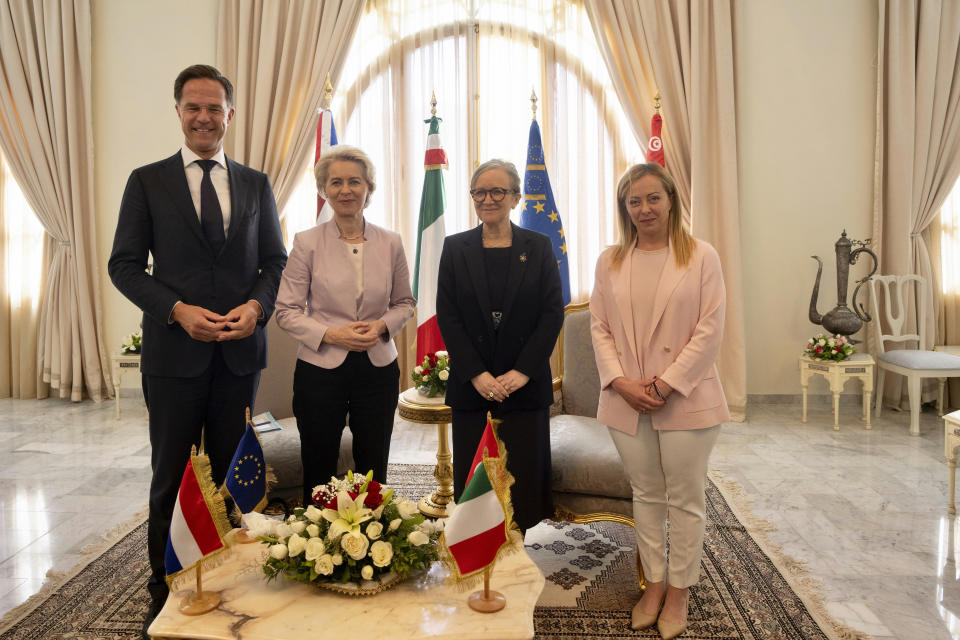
top-left (164, 453), bottom-right (231, 583)
top-left (316, 108), bottom-right (339, 223)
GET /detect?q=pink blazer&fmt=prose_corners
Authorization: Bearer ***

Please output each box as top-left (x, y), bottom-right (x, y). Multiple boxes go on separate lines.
top-left (590, 240), bottom-right (730, 433)
top-left (275, 220), bottom-right (415, 369)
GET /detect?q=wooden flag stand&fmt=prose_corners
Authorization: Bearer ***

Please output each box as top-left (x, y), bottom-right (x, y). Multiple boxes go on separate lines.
top-left (178, 556), bottom-right (221, 615)
top-left (468, 565), bottom-right (506, 613)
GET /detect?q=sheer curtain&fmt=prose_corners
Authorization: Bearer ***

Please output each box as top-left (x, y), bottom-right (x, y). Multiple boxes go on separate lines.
top-left (282, 0), bottom-right (643, 384)
top-left (0, 159), bottom-right (46, 398)
top-left (0, 0), bottom-right (112, 401)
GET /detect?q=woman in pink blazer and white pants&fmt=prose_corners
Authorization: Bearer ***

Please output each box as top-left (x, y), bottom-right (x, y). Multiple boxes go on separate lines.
top-left (276, 146), bottom-right (414, 506)
top-left (591, 163), bottom-right (728, 640)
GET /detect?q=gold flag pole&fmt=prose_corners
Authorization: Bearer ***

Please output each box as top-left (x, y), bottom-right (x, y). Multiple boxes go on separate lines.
top-left (468, 563), bottom-right (506, 612)
top-left (654, 91), bottom-right (661, 114)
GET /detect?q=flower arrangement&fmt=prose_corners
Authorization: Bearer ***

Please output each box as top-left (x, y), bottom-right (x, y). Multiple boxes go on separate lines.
top-left (411, 350), bottom-right (450, 398)
top-left (251, 471), bottom-right (441, 590)
top-left (121, 331), bottom-right (142, 354)
top-left (804, 333), bottom-right (855, 362)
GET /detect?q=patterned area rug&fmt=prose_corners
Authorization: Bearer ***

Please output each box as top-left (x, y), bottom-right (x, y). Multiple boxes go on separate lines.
top-left (0, 464), bottom-right (857, 640)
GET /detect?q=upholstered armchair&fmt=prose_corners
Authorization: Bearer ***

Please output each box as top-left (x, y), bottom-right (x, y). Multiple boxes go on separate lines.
top-left (549, 302), bottom-right (643, 587)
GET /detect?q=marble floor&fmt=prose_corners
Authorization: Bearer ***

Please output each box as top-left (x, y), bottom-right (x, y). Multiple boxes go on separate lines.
top-left (0, 392), bottom-right (957, 639)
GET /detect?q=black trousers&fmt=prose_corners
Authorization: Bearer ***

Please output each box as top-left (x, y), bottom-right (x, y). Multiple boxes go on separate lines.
top-left (293, 352), bottom-right (399, 505)
top-left (452, 407), bottom-right (553, 531)
top-left (142, 344), bottom-right (258, 605)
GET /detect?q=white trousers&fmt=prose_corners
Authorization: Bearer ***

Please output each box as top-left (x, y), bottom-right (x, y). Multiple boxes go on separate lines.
top-left (609, 415), bottom-right (720, 588)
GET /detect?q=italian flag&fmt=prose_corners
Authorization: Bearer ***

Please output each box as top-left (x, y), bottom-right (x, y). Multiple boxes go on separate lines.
top-left (442, 418), bottom-right (510, 577)
top-left (412, 114), bottom-right (447, 363)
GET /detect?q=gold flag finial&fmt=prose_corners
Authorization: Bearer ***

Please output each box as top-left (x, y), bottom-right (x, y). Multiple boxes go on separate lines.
top-left (320, 73), bottom-right (334, 111)
top-left (530, 89), bottom-right (538, 120)
top-left (653, 91), bottom-right (661, 114)
top-left (431, 91), bottom-right (438, 117)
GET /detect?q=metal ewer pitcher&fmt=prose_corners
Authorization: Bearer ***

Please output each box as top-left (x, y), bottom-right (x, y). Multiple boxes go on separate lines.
top-left (808, 230), bottom-right (878, 338)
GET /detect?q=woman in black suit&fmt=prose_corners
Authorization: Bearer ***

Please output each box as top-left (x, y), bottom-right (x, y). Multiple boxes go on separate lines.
top-left (436, 159), bottom-right (564, 532)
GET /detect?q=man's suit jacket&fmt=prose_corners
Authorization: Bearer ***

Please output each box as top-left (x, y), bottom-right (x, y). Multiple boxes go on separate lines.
top-left (108, 151), bottom-right (287, 378)
top-left (590, 240), bottom-right (730, 433)
top-left (274, 219), bottom-right (415, 368)
top-left (436, 224), bottom-right (563, 411)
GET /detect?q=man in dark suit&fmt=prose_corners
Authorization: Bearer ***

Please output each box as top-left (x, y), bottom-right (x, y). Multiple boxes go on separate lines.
top-left (107, 65), bottom-right (286, 628)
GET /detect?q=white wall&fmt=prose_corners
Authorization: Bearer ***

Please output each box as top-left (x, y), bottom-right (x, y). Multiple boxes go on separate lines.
top-left (734, 0), bottom-right (878, 394)
top-left (91, 1), bottom-right (880, 395)
top-left (92, 0), bottom-right (216, 376)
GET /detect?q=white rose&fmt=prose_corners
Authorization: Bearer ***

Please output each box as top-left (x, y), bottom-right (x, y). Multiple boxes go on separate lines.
top-left (818, 338), bottom-right (826, 346)
top-left (306, 524), bottom-right (320, 538)
top-left (287, 533), bottom-right (307, 556)
top-left (407, 530), bottom-right (429, 546)
top-left (287, 514), bottom-right (297, 523)
top-left (414, 366), bottom-right (423, 374)
top-left (366, 521), bottom-right (383, 540)
top-left (438, 369), bottom-right (449, 381)
top-left (436, 350), bottom-right (448, 357)
top-left (332, 553), bottom-right (344, 566)
top-left (290, 521), bottom-right (306, 534)
top-left (314, 554), bottom-right (334, 576)
top-left (397, 499), bottom-right (418, 520)
top-left (370, 540), bottom-right (394, 567)
top-left (827, 338), bottom-right (836, 347)
top-left (269, 543), bottom-right (288, 560)
top-left (389, 518), bottom-right (402, 532)
top-left (340, 531), bottom-right (370, 560)
top-left (304, 537), bottom-right (325, 561)
top-left (304, 505), bottom-right (323, 522)
top-left (361, 565), bottom-right (374, 580)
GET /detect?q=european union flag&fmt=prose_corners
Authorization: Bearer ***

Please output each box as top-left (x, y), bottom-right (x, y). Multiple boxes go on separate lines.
top-left (519, 120), bottom-right (571, 305)
top-left (224, 423), bottom-right (267, 513)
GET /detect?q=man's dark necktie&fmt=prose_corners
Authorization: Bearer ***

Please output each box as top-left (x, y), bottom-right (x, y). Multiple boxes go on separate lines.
top-left (197, 159), bottom-right (225, 254)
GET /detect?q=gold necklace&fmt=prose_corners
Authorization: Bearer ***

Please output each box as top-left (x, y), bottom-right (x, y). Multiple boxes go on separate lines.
top-left (336, 220), bottom-right (365, 241)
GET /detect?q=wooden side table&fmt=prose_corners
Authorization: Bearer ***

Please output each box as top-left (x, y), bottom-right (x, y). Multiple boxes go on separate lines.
top-left (111, 353), bottom-right (141, 419)
top-left (944, 410), bottom-right (960, 514)
top-left (397, 390), bottom-right (453, 518)
top-left (799, 353), bottom-right (875, 430)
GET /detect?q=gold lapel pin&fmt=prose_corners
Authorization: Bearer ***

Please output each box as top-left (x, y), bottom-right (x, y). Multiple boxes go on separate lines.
top-left (520, 252), bottom-right (527, 263)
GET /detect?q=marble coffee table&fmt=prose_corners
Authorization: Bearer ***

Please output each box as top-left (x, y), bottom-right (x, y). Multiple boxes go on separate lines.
top-left (149, 531), bottom-right (544, 640)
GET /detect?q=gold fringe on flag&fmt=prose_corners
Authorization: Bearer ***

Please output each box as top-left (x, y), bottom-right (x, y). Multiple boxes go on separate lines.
top-left (439, 416), bottom-right (524, 590)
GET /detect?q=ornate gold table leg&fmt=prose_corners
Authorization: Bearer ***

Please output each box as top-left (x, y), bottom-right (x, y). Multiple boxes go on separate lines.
top-left (419, 421), bottom-right (454, 518)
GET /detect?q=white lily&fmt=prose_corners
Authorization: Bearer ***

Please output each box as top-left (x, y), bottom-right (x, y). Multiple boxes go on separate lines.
top-left (321, 491), bottom-right (374, 539)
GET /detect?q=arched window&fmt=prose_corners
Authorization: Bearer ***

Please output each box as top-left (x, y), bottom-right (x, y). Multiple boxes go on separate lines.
top-left (282, 0), bottom-right (642, 301)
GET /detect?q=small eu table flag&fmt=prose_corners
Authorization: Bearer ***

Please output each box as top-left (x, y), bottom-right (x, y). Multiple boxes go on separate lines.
top-left (224, 423), bottom-right (268, 514)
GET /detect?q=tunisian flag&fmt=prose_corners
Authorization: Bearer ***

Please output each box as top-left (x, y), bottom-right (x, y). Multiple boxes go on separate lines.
top-left (646, 113), bottom-right (665, 167)
top-left (412, 115), bottom-right (448, 362)
top-left (315, 109), bottom-right (338, 222)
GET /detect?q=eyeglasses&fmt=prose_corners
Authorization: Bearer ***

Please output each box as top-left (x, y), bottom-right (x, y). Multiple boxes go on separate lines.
top-left (470, 188), bottom-right (517, 203)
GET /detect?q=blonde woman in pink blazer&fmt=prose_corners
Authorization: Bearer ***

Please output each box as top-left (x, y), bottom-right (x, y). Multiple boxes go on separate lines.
top-left (590, 163), bottom-right (729, 640)
top-left (275, 146), bottom-right (414, 506)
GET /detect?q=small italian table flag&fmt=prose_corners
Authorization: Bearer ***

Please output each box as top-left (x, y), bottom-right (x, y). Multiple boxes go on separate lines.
top-left (439, 414), bottom-right (518, 580)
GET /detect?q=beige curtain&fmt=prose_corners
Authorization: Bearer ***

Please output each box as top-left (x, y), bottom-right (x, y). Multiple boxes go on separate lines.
top-left (216, 0), bottom-right (364, 217)
top-left (0, 158), bottom-right (46, 399)
top-left (0, 0), bottom-right (112, 401)
top-left (585, 0), bottom-right (746, 420)
top-left (872, 0), bottom-right (960, 407)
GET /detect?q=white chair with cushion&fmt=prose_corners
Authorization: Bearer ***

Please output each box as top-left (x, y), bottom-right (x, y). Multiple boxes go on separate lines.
top-left (869, 274), bottom-right (960, 435)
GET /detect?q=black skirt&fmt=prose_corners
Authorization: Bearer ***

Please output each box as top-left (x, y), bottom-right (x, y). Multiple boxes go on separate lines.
top-left (451, 407), bottom-right (553, 531)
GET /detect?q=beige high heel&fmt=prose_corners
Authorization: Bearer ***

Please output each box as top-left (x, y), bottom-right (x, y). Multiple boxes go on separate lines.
top-left (630, 589), bottom-right (666, 630)
top-left (656, 616), bottom-right (687, 640)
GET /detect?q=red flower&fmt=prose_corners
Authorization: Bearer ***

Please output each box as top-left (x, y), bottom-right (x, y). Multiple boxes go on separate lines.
top-left (421, 368), bottom-right (431, 377)
top-left (815, 347), bottom-right (822, 353)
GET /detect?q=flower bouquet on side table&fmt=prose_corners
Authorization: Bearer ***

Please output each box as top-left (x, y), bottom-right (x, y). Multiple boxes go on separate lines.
top-left (803, 333), bottom-right (855, 362)
top-left (250, 470), bottom-right (442, 595)
top-left (120, 331), bottom-right (142, 354)
top-left (409, 350), bottom-right (450, 403)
